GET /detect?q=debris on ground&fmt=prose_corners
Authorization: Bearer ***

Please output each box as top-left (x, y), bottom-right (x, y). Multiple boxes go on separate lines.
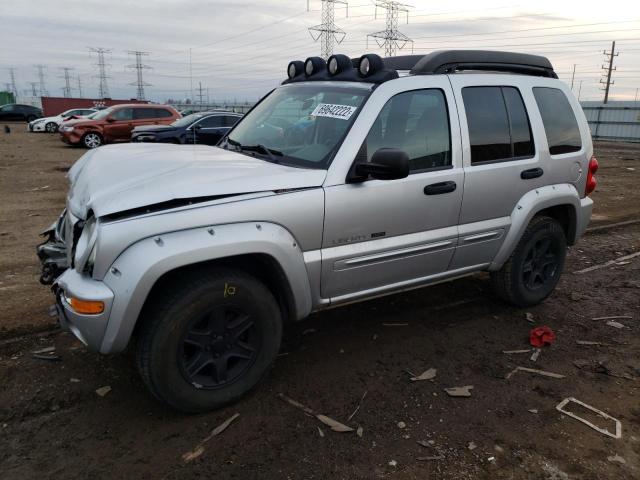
top-left (530, 348), bottom-right (541, 362)
top-left (574, 251), bottom-right (640, 274)
top-left (444, 385), bottom-right (474, 397)
top-left (302, 328), bottom-right (316, 335)
top-left (606, 320), bottom-right (626, 329)
top-left (70, 378), bottom-right (80, 383)
top-left (468, 441), bottom-right (477, 450)
top-left (576, 340), bottom-right (603, 346)
top-left (182, 412), bottom-right (240, 462)
top-left (347, 390), bottom-right (367, 421)
top-left (409, 368), bottom-right (437, 382)
top-left (506, 367), bottom-right (565, 380)
top-left (318, 427), bottom-right (324, 438)
top-left (31, 346), bottom-right (55, 354)
top-left (32, 353), bottom-right (61, 361)
top-left (592, 315), bottom-right (632, 321)
top-left (382, 323), bottom-right (408, 327)
top-left (502, 349), bottom-right (532, 354)
top-left (555, 397), bottom-right (622, 439)
top-left (528, 409), bottom-right (538, 414)
top-left (525, 312), bottom-right (535, 323)
top-left (388, 460), bottom-right (398, 467)
top-left (607, 454), bottom-right (626, 464)
top-left (529, 326), bottom-right (556, 347)
top-left (416, 440), bottom-right (433, 448)
top-left (397, 421), bottom-right (406, 429)
top-left (356, 426), bottom-right (363, 437)
top-left (95, 386), bottom-right (112, 397)
top-left (278, 393), bottom-right (354, 432)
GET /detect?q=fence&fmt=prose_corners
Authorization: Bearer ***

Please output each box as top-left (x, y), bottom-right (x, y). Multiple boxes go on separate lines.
top-left (580, 101), bottom-right (640, 143)
top-left (170, 103), bottom-right (255, 114)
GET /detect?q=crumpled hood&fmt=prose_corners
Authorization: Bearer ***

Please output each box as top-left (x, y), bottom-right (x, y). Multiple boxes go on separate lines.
top-left (67, 143), bottom-right (327, 219)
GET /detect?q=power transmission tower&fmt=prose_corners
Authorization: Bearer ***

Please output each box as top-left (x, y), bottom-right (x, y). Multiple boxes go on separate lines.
top-left (27, 82), bottom-right (38, 97)
top-left (308, 0), bottom-right (348, 60)
top-left (570, 64), bottom-right (576, 90)
top-left (367, 1), bottom-right (413, 57)
top-left (77, 75), bottom-right (83, 98)
top-left (60, 67), bottom-right (74, 97)
top-left (197, 81), bottom-right (205, 107)
top-left (89, 47), bottom-right (112, 98)
top-left (35, 64), bottom-right (49, 96)
top-left (600, 41), bottom-right (618, 104)
top-left (8, 68), bottom-right (18, 100)
top-left (126, 50), bottom-right (152, 100)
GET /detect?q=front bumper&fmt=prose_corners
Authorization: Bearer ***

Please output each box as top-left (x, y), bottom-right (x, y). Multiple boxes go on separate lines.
top-left (55, 269), bottom-right (114, 351)
top-left (30, 122), bottom-right (46, 132)
top-left (37, 212), bottom-right (70, 284)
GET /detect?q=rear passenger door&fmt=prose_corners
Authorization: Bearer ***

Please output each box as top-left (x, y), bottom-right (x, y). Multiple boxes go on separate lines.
top-left (448, 78), bottom-right (545, 269)
top-left (194, 115), bottom-right (225, 145)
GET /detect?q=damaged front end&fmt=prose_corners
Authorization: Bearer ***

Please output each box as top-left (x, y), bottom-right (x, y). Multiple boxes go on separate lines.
top-left (36, 210), bottom-right (71, 285)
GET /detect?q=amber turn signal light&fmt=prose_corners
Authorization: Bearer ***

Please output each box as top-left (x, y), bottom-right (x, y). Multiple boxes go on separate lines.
top-left (69, 297), bottom-right (105, 315)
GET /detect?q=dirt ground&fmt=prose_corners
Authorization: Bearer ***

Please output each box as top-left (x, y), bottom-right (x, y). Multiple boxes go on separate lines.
top-left (0, 124), bottom-right (639, 479)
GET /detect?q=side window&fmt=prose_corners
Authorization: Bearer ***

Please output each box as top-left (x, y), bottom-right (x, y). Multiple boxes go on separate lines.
top-left (155, 108), bottom-right (174, 118)
top-left (462, 86), bottom-right (534, 164)
top-left (134, 108), bottom-right (156, 119)
top-left (363, 89), bottom-right (452, 172)
top-left (223, 115), bottom-right (240, 127)
top-left (533, 87), bottom-right (582, 155)
top-left (199, 116), bottom-right (223, 128)
top-left (111, 108), bottom-right (133, 121)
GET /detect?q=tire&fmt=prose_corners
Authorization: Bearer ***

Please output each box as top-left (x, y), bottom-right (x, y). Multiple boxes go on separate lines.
top-left (45, 122), bottom-right (58, 133)
top-left (82, 132), bottom-right (102, 149)
top-left (136, 268), bottom-right (282, 413)
top-left (491, 216), bottom-right (566, 307)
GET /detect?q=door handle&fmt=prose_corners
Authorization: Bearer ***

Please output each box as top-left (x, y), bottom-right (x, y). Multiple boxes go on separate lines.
top-left (424, 181), bottom-right (457, 195)
top-left (521, 167), bottom-right (543, 180)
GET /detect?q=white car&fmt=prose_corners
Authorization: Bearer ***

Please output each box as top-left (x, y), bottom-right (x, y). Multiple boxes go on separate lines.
top-left (29, 108), bottom-right (98, 133)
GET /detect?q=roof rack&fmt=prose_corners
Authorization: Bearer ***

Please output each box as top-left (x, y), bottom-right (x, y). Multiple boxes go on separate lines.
top-left (384, 50), bottom-right (557, 78)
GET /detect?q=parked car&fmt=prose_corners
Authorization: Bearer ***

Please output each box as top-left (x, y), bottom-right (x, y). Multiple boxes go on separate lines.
top-left (0, 103), bottom-right (42, 122)
top-left (29, 108), bottom-right (98, 133)
top-left (38, 50), bottom-right (595, 413)
top-left (131, 111), bottom-right (242, 145)
top-left (59, 104), bottom-right (180, 148)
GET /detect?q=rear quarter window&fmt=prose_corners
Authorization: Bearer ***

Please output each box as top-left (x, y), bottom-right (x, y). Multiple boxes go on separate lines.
top-left (533, 87), bottom-right (582, 155)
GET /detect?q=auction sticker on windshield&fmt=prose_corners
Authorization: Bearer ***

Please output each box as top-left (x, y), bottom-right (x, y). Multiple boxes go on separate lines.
top-left (311, 103), bottom-right (357, 120)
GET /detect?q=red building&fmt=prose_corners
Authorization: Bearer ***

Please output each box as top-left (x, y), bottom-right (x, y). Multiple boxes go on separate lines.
top-left (41, 97), bottom-right (150, 116)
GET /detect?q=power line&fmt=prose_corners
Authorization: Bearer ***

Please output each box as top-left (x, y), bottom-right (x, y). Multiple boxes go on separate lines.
top-left (127, 50), bottom-right (152, 100)
top-left (367, 1), bottom-right (413, 56)
top-left (89, 47), bottom-right (111, 99)
top-left (309, 0), bottom-right (348, 59)
top-left (60, 67), bottom-right (74, 98)
top-left (77, 75), bottom-right (83, 98)
top-left (35, 64), bottom-right (48, 96)
top-left (600, 41), bottom-right (619, 104)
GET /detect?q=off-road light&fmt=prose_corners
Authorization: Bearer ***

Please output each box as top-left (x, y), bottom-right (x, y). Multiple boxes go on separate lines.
top-left (287, 61), bottom-right (304, 79)
top-left (327, 54), bottom-right (352, 75)
top-left (358, 54), bottom-right (384, 77)
top-left (304, 57), bottom-right (326, 76)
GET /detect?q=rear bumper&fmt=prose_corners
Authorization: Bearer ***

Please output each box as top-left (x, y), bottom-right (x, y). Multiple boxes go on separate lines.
top-left (574, 196), bottom-right (594, 242)
top-left (55, 269), bottom-right (114, 352)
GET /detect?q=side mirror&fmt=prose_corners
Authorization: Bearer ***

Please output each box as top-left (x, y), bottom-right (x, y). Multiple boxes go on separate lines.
top-left (106, 117), bottom-right (115, 123)
top-left (354, 148), bottom-right (409, 181)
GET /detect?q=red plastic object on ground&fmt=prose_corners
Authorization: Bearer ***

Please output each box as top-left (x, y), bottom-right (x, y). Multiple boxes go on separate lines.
top-left (529, 326), bottom-right (556, 347)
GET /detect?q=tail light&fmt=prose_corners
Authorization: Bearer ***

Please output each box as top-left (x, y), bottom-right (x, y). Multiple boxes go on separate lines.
top-left (585, 156), bottom-right (598, 196)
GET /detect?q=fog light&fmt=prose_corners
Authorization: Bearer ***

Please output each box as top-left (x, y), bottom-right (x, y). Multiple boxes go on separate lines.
top-left (68, 296), bottom-right (105, 315)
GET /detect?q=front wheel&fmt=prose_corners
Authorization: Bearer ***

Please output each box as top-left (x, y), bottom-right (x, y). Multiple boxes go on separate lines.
top-left (82, 132), bottom-right (102, 148)
top-left (491, 216), bottom-right (566, 307)
top-left (136, 268), bottom-right (282, 413)
top-left (45, 122), bottom-right (58, 133)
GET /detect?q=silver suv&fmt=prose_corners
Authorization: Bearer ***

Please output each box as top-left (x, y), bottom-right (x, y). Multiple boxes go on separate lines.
top-left (38, 51), bottom-right (597, 412)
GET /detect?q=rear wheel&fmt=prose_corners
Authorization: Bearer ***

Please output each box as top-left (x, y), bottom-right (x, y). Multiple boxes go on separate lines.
top-left (82, 132), bottom-right (102, 148)
top-left (45, 122), bottom-right (58, 133)
top-left (491, 216), bottom-right (566, 307)
top-left (136, 268), bottom-right (282, 413)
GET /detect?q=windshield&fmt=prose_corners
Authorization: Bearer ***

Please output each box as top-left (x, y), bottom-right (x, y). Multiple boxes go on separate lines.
top-left (91, 107), bottom-right (115, 120)
top-left (225, 83), bottom-right (370, 169)
top-left (172, 113), bottom-right (205, 127)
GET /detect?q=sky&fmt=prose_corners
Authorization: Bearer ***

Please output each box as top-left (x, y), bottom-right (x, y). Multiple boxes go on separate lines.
top-left (1, 0), bottom-right (640, 104)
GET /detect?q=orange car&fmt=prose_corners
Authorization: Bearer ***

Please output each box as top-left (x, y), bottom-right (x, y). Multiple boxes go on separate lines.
top-left (59, 104), bottom-right (180, 148)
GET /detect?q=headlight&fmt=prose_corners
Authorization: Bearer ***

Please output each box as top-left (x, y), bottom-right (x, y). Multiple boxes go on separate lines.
top-left (74, 216), bottom-right (98, 273)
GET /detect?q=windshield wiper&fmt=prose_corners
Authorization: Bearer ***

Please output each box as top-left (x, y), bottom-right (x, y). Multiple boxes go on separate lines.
top-left (240, 144), bottom-right (282, 163)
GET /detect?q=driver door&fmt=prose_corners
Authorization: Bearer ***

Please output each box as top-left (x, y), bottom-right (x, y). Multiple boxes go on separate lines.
top-left (103, 107), bottom-right (134, 142)
top-left (321, 85), bottom-right (464, 301)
